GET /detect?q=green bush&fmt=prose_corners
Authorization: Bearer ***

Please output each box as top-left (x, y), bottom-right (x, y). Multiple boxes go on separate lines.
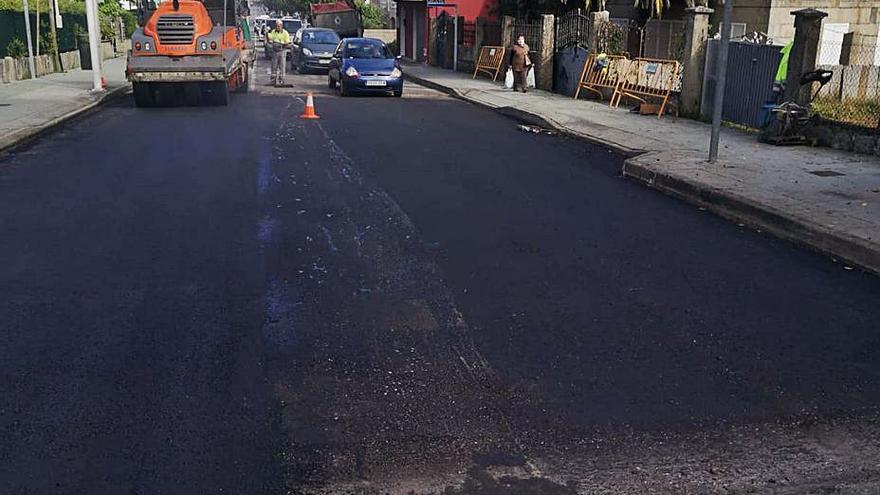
top-left (121, 10), bottom-right (137, 37)
top-left (0, 0), bottom-right (84, 14)
top-left (354, 0), bottom-right (386, 29)
top-left (387, 39), bottom-right (399, 55)
top-left (39, 30), bottom-right (58, 55)
top-left (58, 0), bottom-right (85, 14)
top-left (99, 0), bottom-right (120, 39)
top-left (595, 21), bottom-right (628, 56)
top-left (6, 38), bottom-right (26, 58)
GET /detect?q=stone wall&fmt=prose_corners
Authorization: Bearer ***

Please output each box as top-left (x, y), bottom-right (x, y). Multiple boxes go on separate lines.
top-left (807, 120), bottom-right (880, 157)
top-left (102, 41), bottom-right (115, 60)
top-left (363, 29), bottom-right (397, 44)
top-left (0, 50), bottom-right (81, 83)
top-left (61, 50), bottom-right (81, 71)
top-left (2, 54), bottom-right (56, 82)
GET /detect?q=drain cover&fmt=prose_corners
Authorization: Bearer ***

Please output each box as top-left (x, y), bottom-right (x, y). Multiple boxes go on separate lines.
top-left (810, 170), bottom-right (846, 177)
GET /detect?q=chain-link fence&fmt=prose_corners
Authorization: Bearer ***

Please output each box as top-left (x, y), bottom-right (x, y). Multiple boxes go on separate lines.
top-left (814, 38), bottom-right (880, 129)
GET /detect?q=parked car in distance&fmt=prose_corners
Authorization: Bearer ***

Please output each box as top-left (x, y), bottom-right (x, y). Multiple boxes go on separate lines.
top-left (281, 16), bottom-right (303, 36)
top-left (291, 28), bottom-right (341, 73)
top-left (328, 38), bottom-right (403, 97)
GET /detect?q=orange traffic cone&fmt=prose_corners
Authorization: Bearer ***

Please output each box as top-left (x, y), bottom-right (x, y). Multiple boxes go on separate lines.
top-left (300, 92), bottom-right (320, 119)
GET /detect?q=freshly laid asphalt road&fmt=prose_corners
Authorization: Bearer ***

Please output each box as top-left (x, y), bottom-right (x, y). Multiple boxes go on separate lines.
top-left (2, 66), bottom-right (880, 494)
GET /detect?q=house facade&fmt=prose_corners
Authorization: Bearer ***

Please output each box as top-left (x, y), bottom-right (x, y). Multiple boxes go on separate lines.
top-left (397, 0), bottom-right (497, 61)
top-left (605, 0), bottom-right (880, 64)
top-left (397, 0), bottom-right (428, 60)
top-left (367, 0), bottom-right (398, 28)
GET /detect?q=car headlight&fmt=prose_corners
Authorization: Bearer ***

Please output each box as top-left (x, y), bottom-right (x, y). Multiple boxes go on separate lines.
top-left (345, 66), bottom-right (359, 77)
top-left (390, 67), bottom-right (402, 78)
top-left (302, 47), bottom-right (313, 56)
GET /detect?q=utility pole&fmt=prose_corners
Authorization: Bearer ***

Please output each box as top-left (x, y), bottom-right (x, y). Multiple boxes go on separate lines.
top-left (84, 0), bottom-right (103, 91)
top-left (708, 0), bottom-right (733, 163)
top-left (22, 0), bottom-right (37, 79)
top-left (35, 0), bottom-right (40, 57)
top-left (49, 0), bottom-right (63, 71)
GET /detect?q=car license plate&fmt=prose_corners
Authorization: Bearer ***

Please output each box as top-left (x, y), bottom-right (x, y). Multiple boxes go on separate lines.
top-left (365, 80), bottom-right (386, 87)
top-left (319, 59), bottom-right (330, 64)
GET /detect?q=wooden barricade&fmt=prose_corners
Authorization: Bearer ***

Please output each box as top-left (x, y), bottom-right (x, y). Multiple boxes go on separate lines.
top-left (611, 57), bottom-right (680, 118)
top-left (473, 45), bottom-right (506, 81)
top-left (574, 54), bottom-right (629, 103)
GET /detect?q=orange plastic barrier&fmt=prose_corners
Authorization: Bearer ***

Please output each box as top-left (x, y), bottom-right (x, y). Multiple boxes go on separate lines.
top-left (574, 54), bottom-right (629, 102)
top-left (473, 46), bottom-right (507, 81)
top-left (611, 57), bottom-right (680, 118)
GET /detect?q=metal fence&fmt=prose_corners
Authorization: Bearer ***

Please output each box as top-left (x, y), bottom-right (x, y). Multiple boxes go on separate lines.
top-left (435, 13), bottom-right (454, 68)
top-left (702, 40), bottom-right (782, 129)
top-left (461, 21), bottom-right (475, 48)
top-left (814, 39), bottom-right (880, 129)
top-left (508, 18), bottom-right (543, 53)
top-left (642, 19), bottom-right (685, 62)
top-left (555, 9), bottom-right (589, 51)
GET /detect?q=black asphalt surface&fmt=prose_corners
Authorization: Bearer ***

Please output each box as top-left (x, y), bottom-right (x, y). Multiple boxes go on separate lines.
top-left (2, 72), bottom-right (880, 493)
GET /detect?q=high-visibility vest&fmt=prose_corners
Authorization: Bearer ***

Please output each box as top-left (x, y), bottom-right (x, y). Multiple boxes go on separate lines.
top-left (774, 41), bottom-right (793, 83)
top-left (267, 29), bottom-right (290, 44)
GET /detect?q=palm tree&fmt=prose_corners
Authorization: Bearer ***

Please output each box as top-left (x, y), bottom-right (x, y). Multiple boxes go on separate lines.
top-left (632, 0), bottom-right (670, 19)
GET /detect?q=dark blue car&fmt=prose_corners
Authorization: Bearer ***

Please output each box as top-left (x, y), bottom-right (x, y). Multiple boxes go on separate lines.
top-left (290, 28), bottom-right (340, 74)
top-left (328, 38), bottom-right (403, 97)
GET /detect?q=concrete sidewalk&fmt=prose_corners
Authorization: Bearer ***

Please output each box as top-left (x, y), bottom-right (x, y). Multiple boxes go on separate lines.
top-left (404, 63), bottom-right (880, 275)
top-left (0, 56), bottom-right (130, 153)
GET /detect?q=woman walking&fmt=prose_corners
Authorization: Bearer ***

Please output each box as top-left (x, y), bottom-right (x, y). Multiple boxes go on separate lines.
top-left (508, 35), bottom-right (532, 93)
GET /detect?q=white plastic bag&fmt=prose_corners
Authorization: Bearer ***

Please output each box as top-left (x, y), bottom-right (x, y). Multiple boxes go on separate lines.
top-left (504, 68), bottom-right (514, 89)
top-left (526, 67), bottom-right (536, 88)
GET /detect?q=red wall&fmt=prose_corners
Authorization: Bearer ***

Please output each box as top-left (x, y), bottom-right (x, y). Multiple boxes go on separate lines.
top-left (428, 0), bottom-right (496, 22)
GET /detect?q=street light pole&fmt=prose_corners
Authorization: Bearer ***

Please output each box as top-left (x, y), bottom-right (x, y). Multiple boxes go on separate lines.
top-left (84, 0), bottom-right (103, 91)
top-left (49, 0), bottom-right (63, 72)
top-left (21, 0), bottom-right (37, 79)
top-left (708, 0), bottom-right (734, 163)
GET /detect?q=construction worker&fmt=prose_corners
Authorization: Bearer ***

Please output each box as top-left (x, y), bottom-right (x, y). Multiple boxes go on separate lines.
top-left (267, 20), bottom-right (291, 84)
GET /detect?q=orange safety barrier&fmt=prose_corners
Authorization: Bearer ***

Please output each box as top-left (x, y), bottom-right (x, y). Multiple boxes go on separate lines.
top-left (611, 57), bottom-right (680, 118)
top-left (574, 54), bottom-right (629, 102)
top-left (473, 45), bottom-right (506, 81)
